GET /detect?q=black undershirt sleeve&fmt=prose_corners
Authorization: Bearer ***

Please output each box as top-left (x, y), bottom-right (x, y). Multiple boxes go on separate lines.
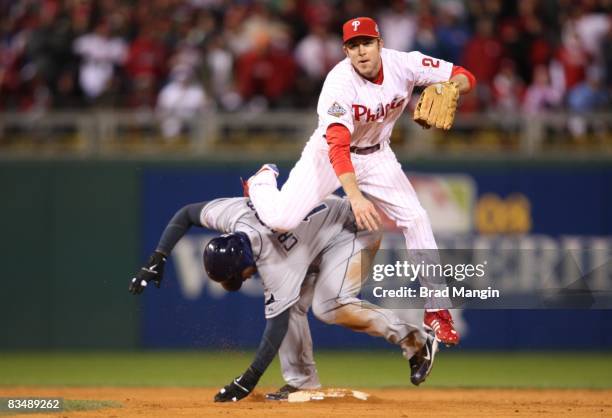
top-left (155, 202), bottom-right (207, 256)
top-left (240, 309), bottom-right (291, 387)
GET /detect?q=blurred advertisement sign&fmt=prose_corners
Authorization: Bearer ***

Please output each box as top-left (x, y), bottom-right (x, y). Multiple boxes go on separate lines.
top-left (141, 167), bottom-right (612, 349)
top-left (408, 174), bottom-right (477, 234)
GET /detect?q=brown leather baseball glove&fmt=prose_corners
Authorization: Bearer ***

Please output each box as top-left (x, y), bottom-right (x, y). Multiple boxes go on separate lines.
top-left (413, 81), bottom-right (459, 130)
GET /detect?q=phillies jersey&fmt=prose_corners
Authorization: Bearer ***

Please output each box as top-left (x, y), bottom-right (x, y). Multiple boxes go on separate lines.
top-left (315, 48), bottom-right (453, 148)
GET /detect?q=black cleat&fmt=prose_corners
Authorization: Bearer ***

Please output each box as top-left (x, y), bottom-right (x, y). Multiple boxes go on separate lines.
top-left (265, 384), bottom-right (299, 401)
top-left (410, 332), bottom-right (439, 386)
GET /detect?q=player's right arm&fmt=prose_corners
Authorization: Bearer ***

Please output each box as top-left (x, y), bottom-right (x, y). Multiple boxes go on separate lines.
top-left (337, 172), bottom-right (380, 231)
top-left (128, 201), bottom-right (209, 295)
top-left (318, 69), bottom-right (381, 232)
top-left (129, 197), bottom-right (253, 294)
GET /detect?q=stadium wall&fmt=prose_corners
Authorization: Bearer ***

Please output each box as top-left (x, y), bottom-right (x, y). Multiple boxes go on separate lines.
top-left (1, 160), bottom-right (611, 349)
top-left (0, 161), bottom-right (141, 349)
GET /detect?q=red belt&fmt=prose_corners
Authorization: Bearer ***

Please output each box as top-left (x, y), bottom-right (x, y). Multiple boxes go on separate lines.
top-left (349, 144), bottom-right (381, 155)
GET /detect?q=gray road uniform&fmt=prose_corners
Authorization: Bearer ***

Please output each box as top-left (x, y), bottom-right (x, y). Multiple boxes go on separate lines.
top-left (201, 196), bottom-right (427, 388)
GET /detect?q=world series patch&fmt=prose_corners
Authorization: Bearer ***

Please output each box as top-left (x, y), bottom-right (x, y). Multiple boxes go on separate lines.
top-left (327, 102), bottom-right (347, 117)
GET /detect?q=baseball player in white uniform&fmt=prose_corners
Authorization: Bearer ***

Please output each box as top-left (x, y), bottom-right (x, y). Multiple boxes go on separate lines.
top-left (246, 17), bottom-right (476, 346)
top-left (129, 195), bottom-right (438, 402)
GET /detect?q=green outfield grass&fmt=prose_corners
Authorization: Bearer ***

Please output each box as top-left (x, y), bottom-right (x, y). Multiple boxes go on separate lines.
top-left (0, 351), bottom-right (611, 389)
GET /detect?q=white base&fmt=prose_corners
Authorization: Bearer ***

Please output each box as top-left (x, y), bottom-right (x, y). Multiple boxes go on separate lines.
top-left (288, 388), bottom-right (370, 403)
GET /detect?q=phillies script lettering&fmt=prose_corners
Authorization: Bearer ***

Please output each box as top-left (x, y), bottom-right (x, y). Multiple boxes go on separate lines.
top-left (353, 96), bottom-right (406, 122)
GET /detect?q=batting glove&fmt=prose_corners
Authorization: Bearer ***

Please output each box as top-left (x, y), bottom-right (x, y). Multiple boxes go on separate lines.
top-left (128, 251), bottom-right (167, 295)
top-left (214, 367), bottom-right (260, 402)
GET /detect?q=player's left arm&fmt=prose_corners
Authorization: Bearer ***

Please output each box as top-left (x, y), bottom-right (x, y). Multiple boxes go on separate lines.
top-left (449, 65), bottom-right (476, 94)
top-left (408, 51), bottom-right (477, 130)
top-left (214, 309), bottom-right (290, 402)
top-left (449, 73), bottom-right (471, 94)
top-left (404, 51), bottom-right (476, 92)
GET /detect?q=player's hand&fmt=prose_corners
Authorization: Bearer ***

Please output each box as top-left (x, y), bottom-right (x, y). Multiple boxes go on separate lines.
top-left (349, 194), bottom-right (381, 232)
top-left (214, 368), bottom-right (259, 402)
top-left (128, 251), bottom-right (167, 295)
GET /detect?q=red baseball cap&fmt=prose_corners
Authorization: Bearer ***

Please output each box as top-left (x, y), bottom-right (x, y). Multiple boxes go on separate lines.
top-left (342, 17), bottom-right (380, 43)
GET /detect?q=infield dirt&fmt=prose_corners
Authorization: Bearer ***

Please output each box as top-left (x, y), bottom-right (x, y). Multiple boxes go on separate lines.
top-left (3, 387), bottom-right (611, 417)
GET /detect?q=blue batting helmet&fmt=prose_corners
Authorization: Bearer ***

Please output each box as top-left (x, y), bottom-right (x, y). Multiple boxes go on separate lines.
top-left (203, 232), bottom-right (255, 291)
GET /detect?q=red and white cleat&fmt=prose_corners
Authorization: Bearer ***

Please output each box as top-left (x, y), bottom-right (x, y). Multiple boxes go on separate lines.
top-left (241, 164), bottom-right (279, 198)
top-left (423, 309), bottom-right (460, 346)
top-left (255, 163), bottom-right (279, 177)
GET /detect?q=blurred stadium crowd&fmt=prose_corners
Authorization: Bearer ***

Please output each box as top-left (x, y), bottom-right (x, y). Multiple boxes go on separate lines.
top-left (0, 0), bottom-right (610, 117)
